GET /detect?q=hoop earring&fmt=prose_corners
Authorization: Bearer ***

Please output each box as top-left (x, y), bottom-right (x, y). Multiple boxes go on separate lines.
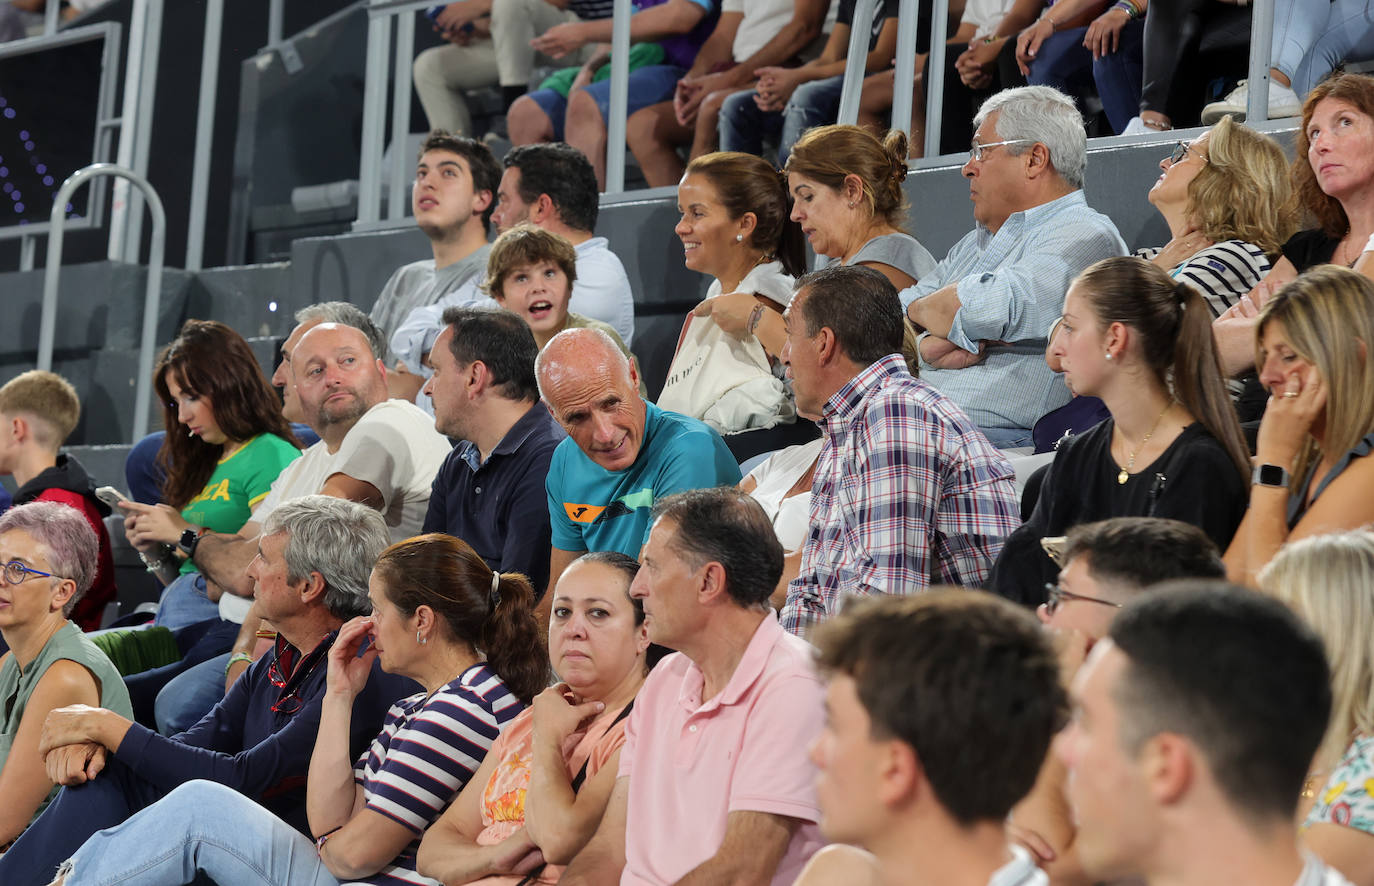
top-left (416, 630), bottom-right (427, 645)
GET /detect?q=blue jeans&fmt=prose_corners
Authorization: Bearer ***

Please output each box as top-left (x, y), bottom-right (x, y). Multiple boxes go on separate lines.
top-left (980, 426), bottom-right (1036, 450)
top-left (155, 652), bottom-right (230, 736)
top-left (527, 64), bottom-right (685, 140)
top-left (61, 781), bottom-right (337, 886)
top-left (0, 757), bottom-right (167, 885)
top-left (154, 573), bottom-right (220, 631)
top-left (1026, 21), bottom-right (1144, 133)
top-left (1273, 0), bottom-right (1374, 94)
top-left (718, 75), bottom-right (845, 166)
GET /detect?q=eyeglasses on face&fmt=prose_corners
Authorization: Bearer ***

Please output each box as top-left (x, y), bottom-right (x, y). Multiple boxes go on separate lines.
top-left (1043, 583), bottom-right (1124, 616)
top-left (1168, 140), bottom-right (1206, 165)
top-left (2, 560), bottom-right (65, 586)
top-left (969, 138), bottom-right (1032, 161)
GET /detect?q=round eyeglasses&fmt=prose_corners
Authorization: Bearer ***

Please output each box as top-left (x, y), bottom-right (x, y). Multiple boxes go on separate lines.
top-left (2, 559), bottom-right (66, 585)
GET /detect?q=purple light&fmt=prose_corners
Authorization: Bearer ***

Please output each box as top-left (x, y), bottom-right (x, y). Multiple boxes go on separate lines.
top-left (23, 141), bottom-right (33, 151)
top-left (0, 167), bottom-right (8, 177)
top-left (42, 176), bottom-right (53, 186)
top-left (18, 130), bottom-right (27, 140)
top-left (2, 109), bottom-right (14, 119)
top-left (13, 203), bottom-right (23, 213)
top-left (65, 202), bottom-right (73, 212)
top-left (35, 163), bottom-right (44, 174)
top-left (0, 97), bottom-right (6, 107)
top-left (2, 183), bottom-right (11, 194)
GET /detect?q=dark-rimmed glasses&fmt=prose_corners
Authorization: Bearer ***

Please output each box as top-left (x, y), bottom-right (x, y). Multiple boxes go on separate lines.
top-left (1168, 140), bottom-right (1206, 166)
top-left (1043, 583), bottom-right (1124, 616)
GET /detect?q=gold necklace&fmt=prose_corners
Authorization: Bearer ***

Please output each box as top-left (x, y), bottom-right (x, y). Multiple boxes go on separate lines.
top-left (1118, 401), bottom-right (1173, 485)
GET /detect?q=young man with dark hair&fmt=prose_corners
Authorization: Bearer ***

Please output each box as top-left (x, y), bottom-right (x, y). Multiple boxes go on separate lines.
top-left (1060, 582), bottom-right (1349, 886)
top-left (371, 131), bottom-right (502, 402)
top-left (562, 487), bottom-right (826, 886)
top-left (491, 142), bottom-right (634, 344)
top-left (805, 590), bottom-right (1066, 886)
top-left (1010, 517), bottom-right (1226, 881)
top-left (0, 370), bottom-right (116, 631)
top-left (779, 264), bottom-right (1020, 637)
top-left (421, 306), bottom-right (564, 597)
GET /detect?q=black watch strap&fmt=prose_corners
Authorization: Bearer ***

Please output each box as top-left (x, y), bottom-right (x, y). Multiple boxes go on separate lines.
top-left (179, 528), bottom-right (203, 558)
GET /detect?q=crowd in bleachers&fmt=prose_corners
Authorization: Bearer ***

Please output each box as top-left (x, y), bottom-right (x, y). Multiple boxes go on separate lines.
top-left (7, 1), bottom-right (1374, 881)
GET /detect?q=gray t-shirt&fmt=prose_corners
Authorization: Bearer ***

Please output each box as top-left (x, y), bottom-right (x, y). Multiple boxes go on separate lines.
top-left (840, 231), bottom-right (937, 282)
top-left (369, 245), bottom-right (492, 341)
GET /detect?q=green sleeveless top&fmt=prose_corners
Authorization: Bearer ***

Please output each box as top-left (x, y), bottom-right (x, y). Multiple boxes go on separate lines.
top-left (0, 622), bottom-right (133, 819)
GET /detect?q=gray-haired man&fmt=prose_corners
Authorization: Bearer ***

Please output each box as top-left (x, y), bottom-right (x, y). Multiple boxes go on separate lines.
top-left (900, 85), bottom-right (1127, 449)
top-left (0, 495), bottom-right (418, 886)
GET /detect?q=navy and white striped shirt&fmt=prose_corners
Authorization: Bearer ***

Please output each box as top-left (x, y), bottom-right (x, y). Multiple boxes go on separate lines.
top-left (352, 663), bottom-right (525, 886)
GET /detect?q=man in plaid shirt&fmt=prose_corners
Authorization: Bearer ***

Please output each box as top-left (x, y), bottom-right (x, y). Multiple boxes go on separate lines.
top-left (778, 266), bottom-right (1021, 638)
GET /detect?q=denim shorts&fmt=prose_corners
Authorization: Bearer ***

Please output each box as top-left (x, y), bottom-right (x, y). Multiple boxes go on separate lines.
top-left (526, 64), bottom-right (686, 139)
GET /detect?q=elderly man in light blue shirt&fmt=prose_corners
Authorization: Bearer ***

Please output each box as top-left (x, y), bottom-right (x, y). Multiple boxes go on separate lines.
top-left (901, 86), bottom-right (1127, 449)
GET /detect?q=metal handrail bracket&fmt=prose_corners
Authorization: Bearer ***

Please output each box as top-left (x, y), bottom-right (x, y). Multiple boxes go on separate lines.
top-left (41, 164), bottom-right (168, 444)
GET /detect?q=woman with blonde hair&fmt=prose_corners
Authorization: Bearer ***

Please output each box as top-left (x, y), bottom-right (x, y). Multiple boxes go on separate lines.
top-left (1224, 266), bottom-right (1374, 584)
top-left (784, 125), bottom-right (935, 292)
top-left (1140, 115), bottom-right (1296, 318)
top-left (1259, 530), bottom-right (1374, 885)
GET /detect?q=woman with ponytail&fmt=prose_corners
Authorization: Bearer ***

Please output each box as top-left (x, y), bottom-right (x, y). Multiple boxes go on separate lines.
top-left (48, 533), bottom-right (546, 886)
top-left (988, 256), bottom-right (1250, 607)
top-left (784, 125), bottom-right (936, 293)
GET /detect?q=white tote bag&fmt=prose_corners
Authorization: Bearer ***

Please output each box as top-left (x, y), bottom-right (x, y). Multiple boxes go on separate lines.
top-left (657, 313), bottom-right (795, 434)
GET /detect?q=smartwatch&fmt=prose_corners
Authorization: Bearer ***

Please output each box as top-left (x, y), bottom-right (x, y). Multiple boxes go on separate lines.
top-left (1251, 463), bottom-right (1290, 489)
top-left (178, 528), bottom-right (203, 559)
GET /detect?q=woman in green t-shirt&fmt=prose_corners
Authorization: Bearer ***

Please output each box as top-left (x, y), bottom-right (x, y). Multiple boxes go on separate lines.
top-left (121, 320), bottom-right (301, 628)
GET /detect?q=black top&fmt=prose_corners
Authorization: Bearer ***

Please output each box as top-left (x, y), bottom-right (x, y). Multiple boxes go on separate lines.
top-left (988, 420), bottom-right (1248, 607)
top-left (1282, 229), bottom-right (1341, 271)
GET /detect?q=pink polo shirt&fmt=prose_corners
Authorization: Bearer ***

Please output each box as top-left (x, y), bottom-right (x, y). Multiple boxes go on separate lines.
top-left (618, 612), bottom-right (826, 885)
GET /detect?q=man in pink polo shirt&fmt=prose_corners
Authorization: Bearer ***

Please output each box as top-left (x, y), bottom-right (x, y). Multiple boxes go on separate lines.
top-left (799, 590), bottom-right (1067, 886)
top-left (561, 487), bottom-right (826, 886)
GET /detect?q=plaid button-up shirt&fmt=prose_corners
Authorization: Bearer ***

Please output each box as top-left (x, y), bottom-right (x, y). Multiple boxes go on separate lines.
top-left (780, 355), bottom-right (1022, 637)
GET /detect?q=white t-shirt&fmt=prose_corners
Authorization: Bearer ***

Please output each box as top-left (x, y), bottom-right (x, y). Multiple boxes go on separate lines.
top-left (571, 236), bottom-right (636, 346)
top-left (960, 0), bottom-right (1015, 38)
top-left (746, 437), bottom-right (823, 553)
top-left (705, 259), bottom-right (796, 306)
top-left (724, 0), bottom-right (796, 61)
top-left (219, 400), bottom-right (451, 621)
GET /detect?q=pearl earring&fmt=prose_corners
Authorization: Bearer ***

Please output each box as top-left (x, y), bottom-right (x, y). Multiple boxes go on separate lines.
top-left (1104, 352), bottom-right (1113, 361)
top-left (735, 233), bottom-right (743, 242)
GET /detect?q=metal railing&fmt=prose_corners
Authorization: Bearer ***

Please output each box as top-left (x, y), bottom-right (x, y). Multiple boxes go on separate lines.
top-left (41, 164), bottom-right (167, 443)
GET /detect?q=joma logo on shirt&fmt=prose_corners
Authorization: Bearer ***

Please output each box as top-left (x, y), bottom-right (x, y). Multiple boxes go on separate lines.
top-left (563, 488), bottom-right (656, 524)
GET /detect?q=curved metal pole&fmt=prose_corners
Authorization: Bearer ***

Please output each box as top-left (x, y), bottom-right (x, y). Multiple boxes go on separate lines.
top-left (41, 164), bottom-right (168, 444)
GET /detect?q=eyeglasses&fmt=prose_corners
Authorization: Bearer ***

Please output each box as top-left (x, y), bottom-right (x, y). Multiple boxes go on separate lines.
top-left (1043, 583), bottom-right (1124, 616)
top-left (969, 138), bottom-right (1032, 161)
top-left (2, 560), bottom-right (65, 585)
top-left (1168, 140), bottom-right (1206, 165)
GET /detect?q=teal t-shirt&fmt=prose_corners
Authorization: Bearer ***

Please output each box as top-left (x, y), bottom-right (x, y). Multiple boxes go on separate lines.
top-left (546, 400), bottom-right (741, 556)
top-left (178, 433), bottom-right (300, 575)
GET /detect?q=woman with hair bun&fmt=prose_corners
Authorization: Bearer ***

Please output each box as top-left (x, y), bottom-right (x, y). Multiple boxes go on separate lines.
top-left (989, 256), bottom-right (1250, 606)
top-left (46, 533), bottom-right (546, 886)
top-left (784, 124), bottom-right (936, 292)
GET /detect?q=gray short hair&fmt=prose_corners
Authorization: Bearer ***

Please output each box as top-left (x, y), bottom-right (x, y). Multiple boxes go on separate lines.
top-left (294, 301), bottom-right (388, 363)
top-left (261, 495), bottom-right (389, 619)
top-left (0, 501), bottom-right (97, 617)
top-left (974, 86), bottom-right (1086, 188)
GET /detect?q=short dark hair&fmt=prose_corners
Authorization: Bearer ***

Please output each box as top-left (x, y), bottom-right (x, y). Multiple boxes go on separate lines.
top-left (794, 265), bottom-right (903, 366)
top-left (1063, 518), bottom-right (1224, 592)
top-left (816, 590), bottom-right (1067, 825)
top-left (420, 130), bottom-right (502, 232)
top-left (651, 487), bottom-right (782, 608)
top-left (1110, 582), bottom-right (1331, 821)
top-left (440, 306), bottom-right (540, 402)
top-left (504, 142), bottom-right (600, 233)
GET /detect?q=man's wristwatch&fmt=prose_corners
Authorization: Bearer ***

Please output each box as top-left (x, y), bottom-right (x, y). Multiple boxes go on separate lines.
top-left (178, 528), bottom-right (203, 559)
top-left (1251, 463), bottom-right (1291, 489)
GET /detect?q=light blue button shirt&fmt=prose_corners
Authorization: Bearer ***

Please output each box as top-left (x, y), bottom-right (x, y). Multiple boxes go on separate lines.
top-left (899, 190), bottom-right (1127, 434)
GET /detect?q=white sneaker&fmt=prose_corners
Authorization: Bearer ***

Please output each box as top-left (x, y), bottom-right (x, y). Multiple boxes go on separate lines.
top-left (1201, 79), bottom-right (1302, 124)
